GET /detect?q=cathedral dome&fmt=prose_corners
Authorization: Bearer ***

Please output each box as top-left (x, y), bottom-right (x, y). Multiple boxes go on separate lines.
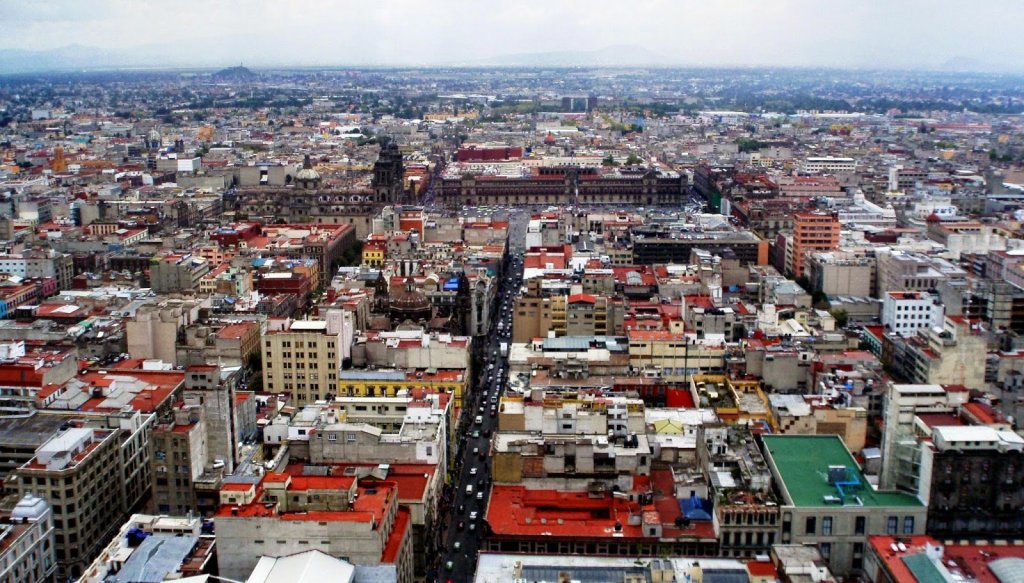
top-left (295, 154), bottom-right (321, 187)
top-left (390, 276), bottom-right (432, 321)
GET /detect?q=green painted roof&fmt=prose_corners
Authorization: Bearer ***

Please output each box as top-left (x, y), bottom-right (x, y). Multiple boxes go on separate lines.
top-left (901, 553), bottom-right (947, 583)
top-left (762, 435), bottom-right (922, 508)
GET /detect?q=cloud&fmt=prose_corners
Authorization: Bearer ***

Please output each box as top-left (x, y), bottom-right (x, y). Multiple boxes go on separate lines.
top-left (0, 0), bottom-right (1020, 70)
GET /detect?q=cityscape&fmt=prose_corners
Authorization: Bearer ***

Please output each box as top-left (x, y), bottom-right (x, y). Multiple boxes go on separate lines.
top-left (2, 4), bottom-right (1024, 583)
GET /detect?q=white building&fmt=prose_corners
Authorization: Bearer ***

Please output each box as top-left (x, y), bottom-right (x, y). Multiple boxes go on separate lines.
top-left (0, 495), bottom-right (56, 583)
top-left (800, 157), bottom-right (856, 174)
top-left (881, 291), bottom-right (944, 337)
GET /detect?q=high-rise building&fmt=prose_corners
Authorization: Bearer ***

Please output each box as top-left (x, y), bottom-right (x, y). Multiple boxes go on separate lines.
top-left (0, 494), bottom-right (56, 583)
top-left (788, 213), bottom-right (839, 278)
top-left (262, 319), bottom-right (343, 405)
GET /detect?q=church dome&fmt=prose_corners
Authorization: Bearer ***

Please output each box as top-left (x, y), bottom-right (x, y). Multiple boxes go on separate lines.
top-left (390, 276), bottom-right (432, 320)
top-left (295, 154), bottom-right (321, 186)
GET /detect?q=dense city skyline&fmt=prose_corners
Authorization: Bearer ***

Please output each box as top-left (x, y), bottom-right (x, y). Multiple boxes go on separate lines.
top-left (2, 0), bottom-right (1023, 72)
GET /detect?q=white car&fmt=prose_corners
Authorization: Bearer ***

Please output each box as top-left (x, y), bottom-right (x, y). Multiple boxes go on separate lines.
top-left (470, 467), bottom-right (478, 476)
top-left (469, 511), bottom-right (479, 520)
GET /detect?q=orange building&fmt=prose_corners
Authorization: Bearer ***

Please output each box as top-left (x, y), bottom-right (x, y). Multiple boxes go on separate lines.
top-left (789, 212), bottom-right (839, 278)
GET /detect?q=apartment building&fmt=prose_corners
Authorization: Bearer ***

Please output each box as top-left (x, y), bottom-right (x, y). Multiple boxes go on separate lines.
top-left (762, 435), bottom-right (926, 577)
top-left (800, 157), bottom-right (856, 174)
top-left (80, 514), bottom-right (215, 583)
top-left (262, 319), bottom-right (343, 405)
top-left (807, 251), bottom-right (875, 297)
top-left (787, 213), bottom-right (839, 278)
top-left (881, 291), bottom-right (944, 337)
top-left (149, 254), bottom-right (211, 293)
top-left (10, 425), bottom-right (133, 579)
top-left (0, 494), bottom-right (56, 583)
top-left (875, 249), bottom-right (965, 299)
top-left (150, 405), bottom-right (208, 516)
top-left (216, 474), bottom-right (414, 583)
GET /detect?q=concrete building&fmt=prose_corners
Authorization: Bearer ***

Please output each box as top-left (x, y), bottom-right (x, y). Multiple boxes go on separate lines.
top-left (788, 213), bottom-right (840, 278)
top-left (150, 405), bottom-right (208, 515)
top-left (807, 252), bottom-right (875, 297)
top-left (474, 554), bottom-right (777, 583)
top-left (79, 514), bottom-right (215, 583)
top-left (769, 394), bottom-right (868, 453)
top-left (800, 157), bottom-right (856, 174)
top-left (215, 474), bottom-right (413, 583)
top-left (885, 317), bottom-right (986, 389)
top-left (0, 342), bottom-right (78, 415)
top-left (632, 231), bottom-right (768, 266)
top-left (11, 414), bottom-right (156, 580)
top-left (262, 318), bottom-right (344, 405)
top-left (149, 254), bottom-right (211, 293)
top-left (761, 435), bottom-right (926, 577)
top-left (924, 426), bottom-right (1024, 538)
top-left (875, 250), bottom-right (965, 299)
top-left (181, 365), bottom-right (249, 480)
top-left (126, 300), bottom-right (203, 365)
top-left (0, 494), bottom-right (56, 583)
top-left (881, 291), bottom-right (944, 338)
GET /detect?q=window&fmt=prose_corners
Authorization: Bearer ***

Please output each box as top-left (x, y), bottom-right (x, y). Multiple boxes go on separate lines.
top-left (822, 516), bottom-right (832, 535)
top-left (805, 516), bottom-right (816, 535)
top-left (855, 516), bottom-right (866, 535)
top-left (903, 516), bottom-right (915, 534)
top-left (887, 516), bottom-right (898, 535)
top-left (327, 433), bottom-right (337, 441)
top-left (820, 542), bottom-right (831, 559)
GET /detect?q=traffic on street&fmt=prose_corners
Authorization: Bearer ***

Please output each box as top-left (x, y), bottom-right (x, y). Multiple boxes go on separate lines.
top-left (432, 210), bottom-right (527, 582)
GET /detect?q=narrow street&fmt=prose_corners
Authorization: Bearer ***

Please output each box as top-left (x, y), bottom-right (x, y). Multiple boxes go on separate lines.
top-left (432, 210), bottom-right (527, 582)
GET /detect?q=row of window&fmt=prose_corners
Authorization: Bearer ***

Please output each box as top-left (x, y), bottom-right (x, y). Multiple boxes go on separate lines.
top-left (804, 515), bottom-right (914, 536)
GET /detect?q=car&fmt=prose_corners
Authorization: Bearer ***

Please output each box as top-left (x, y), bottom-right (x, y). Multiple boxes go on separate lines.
top-left (473, 447), bottom-right (480, 456)
top-left (489, 409), bottom-right (496, 418)
top-left (474, 415), bottom-right (483, 425)
top-left (458, 504), bottom-right (465, 513)
top-left (469, 511), bottom-right (479, 520)
top-left (456, 521), bottom-right (465, 531)
top-left (484, 429), bottom-right (492, 437)
top-left (476, 491), bottom-right (484, 500)
top-left (470, 467), bottom-right (478, 476)
top-left (471, 430), bottom-right (480, 439)
top-left (453, 541), bottom-right (462, 551)
top-left (445, 561), bottom-right (454, 572)
top-left (469, 522), bottom-right (477, 531)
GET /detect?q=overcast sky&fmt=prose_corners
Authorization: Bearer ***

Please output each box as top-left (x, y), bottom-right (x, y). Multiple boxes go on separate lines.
top-left (2, 0), bottom-right (1021, 70)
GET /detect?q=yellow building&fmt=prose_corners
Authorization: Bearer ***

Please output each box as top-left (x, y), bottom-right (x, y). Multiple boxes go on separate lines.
top-left (338, 369), bottom-right (468, 408)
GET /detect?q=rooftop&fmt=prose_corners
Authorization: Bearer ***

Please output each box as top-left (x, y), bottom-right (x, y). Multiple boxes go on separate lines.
top-left (762, 435), bottom-right (922, 508)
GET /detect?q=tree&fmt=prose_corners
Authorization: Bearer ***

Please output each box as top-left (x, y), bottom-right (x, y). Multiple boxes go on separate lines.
top-left (625, 153), bottom-right (643, 166)
top-left (602, 154), bottom-right (617, 167)
top-left (830, 308), bottom-right (849, 328)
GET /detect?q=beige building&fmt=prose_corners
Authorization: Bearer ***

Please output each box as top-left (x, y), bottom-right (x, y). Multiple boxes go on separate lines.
top-left (627, 330), bottom-right (725, 376)
top-left (512, 289), bottom-right (624, 342)
top-left (262, 319), bottom-right (344, 405)
top-left (807, 252), bottom-right (875, 297)
top-left (216, 475), bottom-right (414, 583)
top-left (762, 435), bottom-right (926, 577)
top-left (150, 405), bottom-right (208, 516)
top-left (769, 394), bottom-right (868, 453)
top-left (11, 415), bottom-right (155, 580)
top-left (149, 254), bottom-right (211, 294)
top-left (126, 300), bottom-right (203, 365)
top-left (0, 494), bottom-right (56, 583)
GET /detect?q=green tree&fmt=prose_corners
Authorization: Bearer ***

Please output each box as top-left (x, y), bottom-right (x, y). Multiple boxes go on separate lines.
top-left (625, 153), bottom-right (643, 166)
top-left (830, 308), bottom-right (849, 328)
top-left (602, 154), bottom-right (617, 167)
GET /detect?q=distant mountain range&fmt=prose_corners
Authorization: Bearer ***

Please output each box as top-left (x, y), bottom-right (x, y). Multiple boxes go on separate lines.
top-left (0, 42), bottom-right (1016, 74)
